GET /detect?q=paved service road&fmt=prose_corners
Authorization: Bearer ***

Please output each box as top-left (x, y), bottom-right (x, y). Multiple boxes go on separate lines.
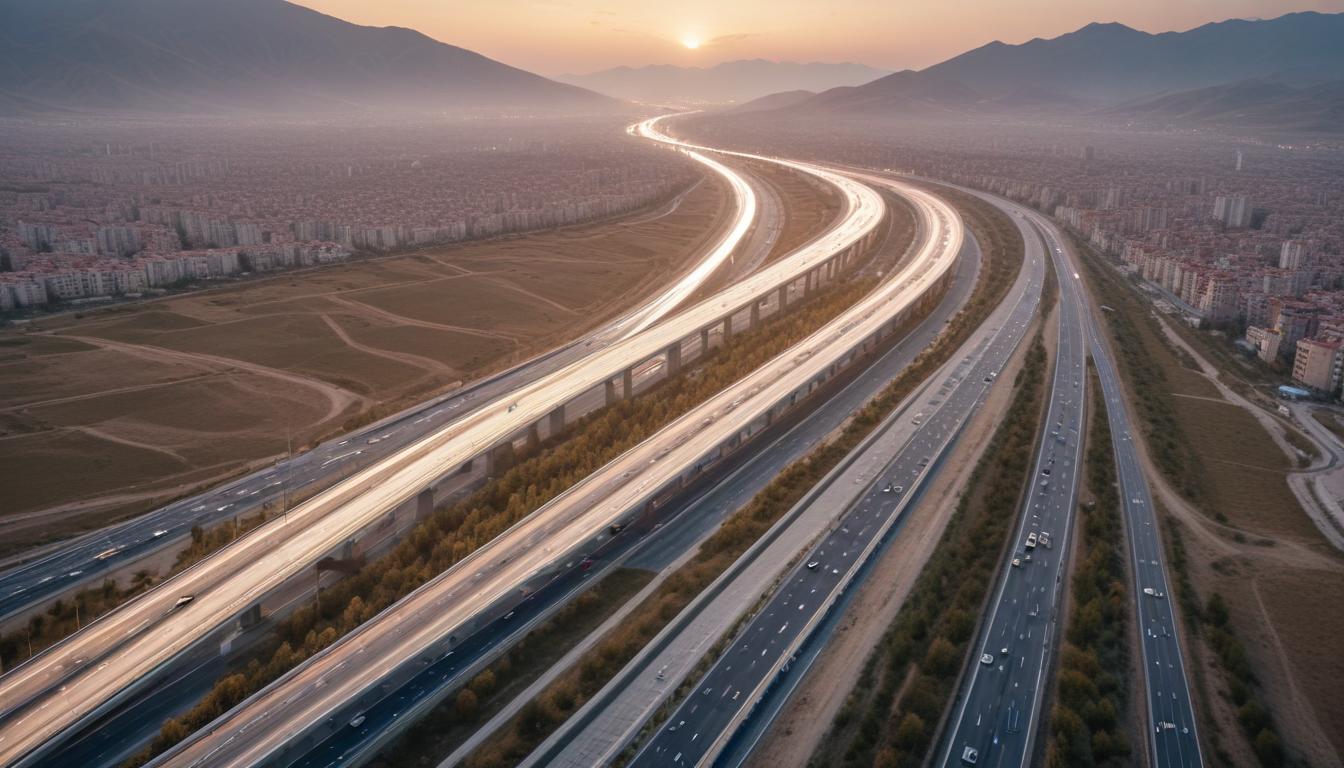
top-left (625, 180), bottom-right (1047, 768)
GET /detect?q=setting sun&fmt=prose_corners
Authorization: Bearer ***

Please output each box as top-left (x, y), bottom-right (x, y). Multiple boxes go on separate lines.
top-left (681, 36), bottom-right (700, 50)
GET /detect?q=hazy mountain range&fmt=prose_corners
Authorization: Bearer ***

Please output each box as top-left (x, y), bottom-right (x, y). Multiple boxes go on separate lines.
top-left (0, 0), bottom-right (614, 115)
top-left (556, 60), bottom-right (889, 105)
top-left (752, 11), bottom-right (1344, 133)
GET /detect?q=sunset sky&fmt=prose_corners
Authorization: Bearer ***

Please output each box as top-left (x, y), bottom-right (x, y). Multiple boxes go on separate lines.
top-left (294, 0), bottom-right (1344, 76)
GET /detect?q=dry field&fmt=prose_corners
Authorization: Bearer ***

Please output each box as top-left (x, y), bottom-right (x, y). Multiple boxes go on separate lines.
top-left (0, 171), bottom-right (729, 549)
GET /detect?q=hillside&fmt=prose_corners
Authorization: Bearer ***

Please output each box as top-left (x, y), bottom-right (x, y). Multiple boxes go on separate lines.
top-left (0, 0), bottom-right (615, 115)
top-left (1109, 78), bottom-right (1344, 134)
top-left (775, 11), bottom-right (1344, 118)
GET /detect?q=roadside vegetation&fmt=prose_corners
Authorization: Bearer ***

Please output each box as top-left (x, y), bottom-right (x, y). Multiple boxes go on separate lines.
top-left (1163, 520), bottom-right (1289, 767)
top-left (123, 250), bottom-right (886, 765)
top-left (810, 330), bottom-right (1048, 767)
top-left (1043, 367), bottom-right (1132, 767)
top-left (450, 189), bottom-right (1026, 767)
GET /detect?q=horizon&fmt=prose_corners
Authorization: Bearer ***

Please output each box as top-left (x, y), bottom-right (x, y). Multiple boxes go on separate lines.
top-left (294, 0), bottom-right (1344, 76)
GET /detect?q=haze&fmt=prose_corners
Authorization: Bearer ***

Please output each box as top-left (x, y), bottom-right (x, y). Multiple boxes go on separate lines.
top-left (297, 0), bottom-right (1344, 74)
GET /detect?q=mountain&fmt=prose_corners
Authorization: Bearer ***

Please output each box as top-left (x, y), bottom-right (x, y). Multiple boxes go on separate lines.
top-left (0, 0), bottom-right (615, 115)
top-left (1108, 78), bottom-right (1344, 134)
top-left (923, 12), bottom-right (1344, 103)
top-left (557, 60), bottom-right (887, 104)
top-left (774, 11), bottom-right (1344, 116)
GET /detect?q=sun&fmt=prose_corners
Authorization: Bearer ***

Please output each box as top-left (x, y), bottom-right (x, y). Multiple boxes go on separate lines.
top-left (681, 37), bottom-right (700, 50)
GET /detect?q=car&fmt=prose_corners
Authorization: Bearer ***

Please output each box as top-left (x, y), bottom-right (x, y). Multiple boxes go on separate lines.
top-left (980, 653), bottom-right (994, 665)
top-left (1024, 554), bottom-right (1032, 563)
top-left (962, 745), bottom-right (980, 765)
top-left (152, 529), bottom-right (168, 537)
top-left (1041, 468), bottom-right (1051, 476)
top-left (806, 561), bottom-right (819, 570)
top-left (350, 715), bottom-right (366, 728)
top-left (893, 485), bottom-right (904, 494)
top-left (1000, 646), bottom-right (1009, 656)
top-left (1011, 557), bottom-right (1022, 568)
top-left (173, 595), bottom-right (195, 609)
top-left (882, 484), bottom-right (894, 493)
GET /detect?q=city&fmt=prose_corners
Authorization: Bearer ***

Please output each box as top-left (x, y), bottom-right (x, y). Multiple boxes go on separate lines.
top-left (0, 2), bottom-right (1341, 768)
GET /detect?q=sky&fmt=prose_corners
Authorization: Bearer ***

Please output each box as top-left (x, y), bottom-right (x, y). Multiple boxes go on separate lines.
top-left (295, 1), bottom-right (1344, 76)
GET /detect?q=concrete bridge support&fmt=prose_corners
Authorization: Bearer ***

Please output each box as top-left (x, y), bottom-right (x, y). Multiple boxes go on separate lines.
top-left (666, 342), bottom-right (682, 376)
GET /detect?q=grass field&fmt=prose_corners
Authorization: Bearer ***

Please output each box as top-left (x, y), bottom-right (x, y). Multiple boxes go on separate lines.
top-left (0, 170), bottom-right (728, 552)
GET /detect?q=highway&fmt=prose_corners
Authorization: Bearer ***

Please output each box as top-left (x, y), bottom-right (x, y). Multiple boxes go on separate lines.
top-left (624, 180), bottom-right (1044, 768)
top-left (1043, 214), bottom-right (1203, 768)
top-left (148, 171), bottom-right (953, 768)
top-left (941, 197), bottom-right (1201, 768)
top-left (939, 204), bottom-right (1087, 768)
top-left (0, 120), bottom-right (764, 625)
top-left (0, 116), bottom-right (890, 767)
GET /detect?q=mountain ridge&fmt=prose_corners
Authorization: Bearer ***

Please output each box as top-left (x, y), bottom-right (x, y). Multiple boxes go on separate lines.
top-left (0, 0), bottom-right (616, 115)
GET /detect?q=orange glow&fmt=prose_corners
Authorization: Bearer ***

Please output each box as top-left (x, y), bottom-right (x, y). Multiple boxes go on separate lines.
top-left (292, 0), bottom-right (1344, 76)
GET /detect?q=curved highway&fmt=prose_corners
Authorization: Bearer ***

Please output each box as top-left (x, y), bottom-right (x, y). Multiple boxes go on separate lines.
top-left (152, 168), bottom-right (955, 768)
top-left (0, 116), bottom-right (759, 623)
top-left (0, 117), bottom-right (882, 767)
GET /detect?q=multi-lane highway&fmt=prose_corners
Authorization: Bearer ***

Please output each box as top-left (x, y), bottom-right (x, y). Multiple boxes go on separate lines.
top-left (0, 119), bottom-right (762, 625)
top-left (148, 170), bottom-right (955, 768)
top-left (0, 116), bottom-right (888, 767)
top-left (939, 205), bottom-right (1087, 768)
top-left (942, 196), bottom-right (1201, 768)
top-left (1044, 215), bottom-right (1203, 768)
top-left (624, 180), bottom-right (1045, 768)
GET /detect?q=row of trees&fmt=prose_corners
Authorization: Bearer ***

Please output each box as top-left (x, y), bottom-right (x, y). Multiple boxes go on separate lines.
top-left (125, 268), bottom-right (880, 765)
top-left (459, 191), bottom-right (1031, 768)
top-left (1044, 370), bottom-right (1131, 767)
